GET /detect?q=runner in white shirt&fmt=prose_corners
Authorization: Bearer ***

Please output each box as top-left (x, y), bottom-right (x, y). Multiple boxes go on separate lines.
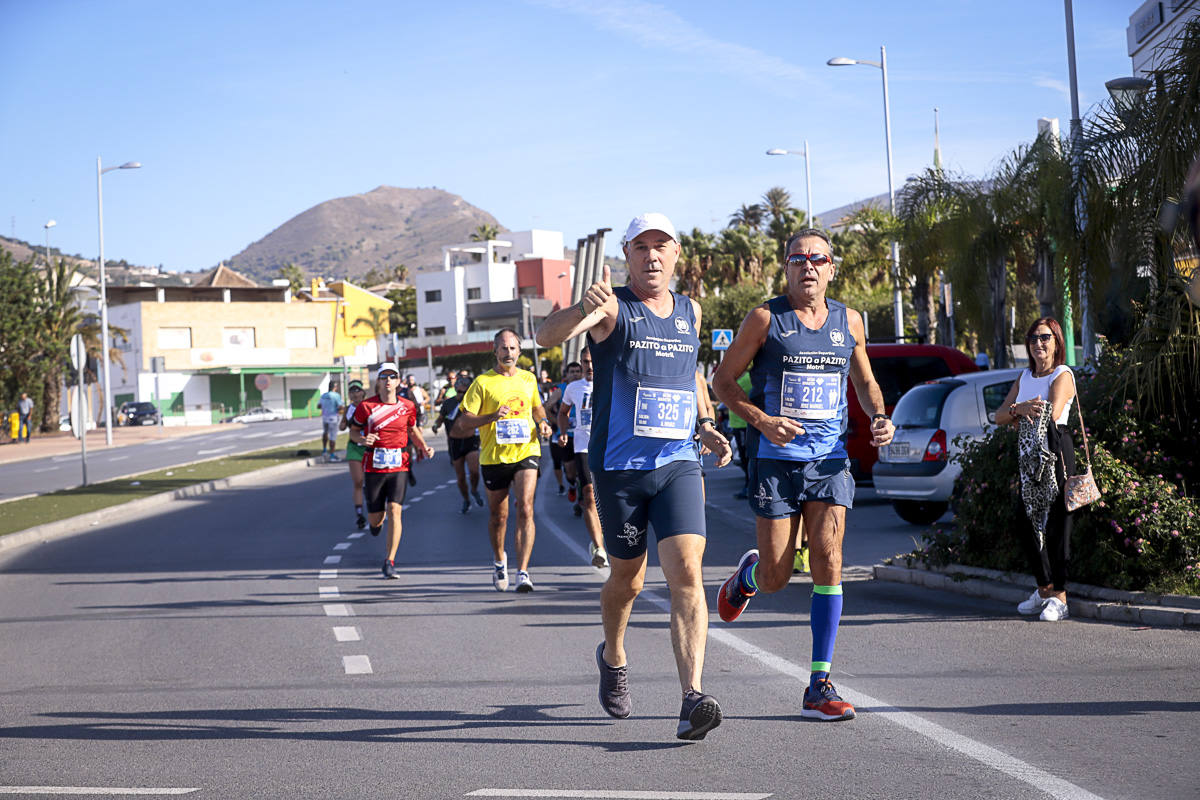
top-left (557, 347), bottom-right (607, 567)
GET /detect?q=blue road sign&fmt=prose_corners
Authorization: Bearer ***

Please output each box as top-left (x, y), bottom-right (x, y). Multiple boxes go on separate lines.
top-left (711, 329), bottom-right (734, 350)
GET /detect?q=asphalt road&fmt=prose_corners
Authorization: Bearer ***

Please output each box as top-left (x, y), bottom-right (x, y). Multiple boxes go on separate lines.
top-left (0, 418), bottom-right (324, 501)
top-left (1, 452), bottom-right (1197, 799)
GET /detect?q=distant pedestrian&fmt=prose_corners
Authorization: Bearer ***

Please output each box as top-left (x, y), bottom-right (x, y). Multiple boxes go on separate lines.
top-left (17, 392), bottom-right (33, 443)
top-left (995, 317), bottom-right (1078, 622)
top-left (318, 380), bottom-right (343, 460)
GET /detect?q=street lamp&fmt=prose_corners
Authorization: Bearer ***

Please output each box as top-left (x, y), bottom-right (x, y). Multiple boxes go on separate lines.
top-left (1105, 76), bottom-right (1152, 124)
top-left (828, 47), bottom-right (904, 340)
top-left (43, 220), bottom-right (56, 267)
top-left (766, 144), bottom-right (814, 225)
top-left (96, 158), bottom-right (141, 446)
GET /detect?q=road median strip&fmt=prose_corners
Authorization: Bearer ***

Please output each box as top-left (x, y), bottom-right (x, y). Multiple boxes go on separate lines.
top-left (0, 436), bottom-right (336, 547)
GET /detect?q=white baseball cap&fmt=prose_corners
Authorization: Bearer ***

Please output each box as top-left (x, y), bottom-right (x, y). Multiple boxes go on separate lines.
top-left (375, 363), bottom-right (400, 378)
top-left (621, 212), bottom-right (677, 245)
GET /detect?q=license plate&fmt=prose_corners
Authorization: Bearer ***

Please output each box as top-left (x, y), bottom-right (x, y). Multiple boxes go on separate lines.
top-left (888, 441), bottom-right (910, 459)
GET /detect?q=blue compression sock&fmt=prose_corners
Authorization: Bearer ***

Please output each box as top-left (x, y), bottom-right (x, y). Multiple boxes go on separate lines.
top-left (739, 561), bottom-right (759, 594)
top-left (810, 584), bottom-right (843, 688)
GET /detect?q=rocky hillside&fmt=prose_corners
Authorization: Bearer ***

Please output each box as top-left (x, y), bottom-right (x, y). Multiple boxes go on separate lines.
top-left (226, 186), bottom-right (504, 283)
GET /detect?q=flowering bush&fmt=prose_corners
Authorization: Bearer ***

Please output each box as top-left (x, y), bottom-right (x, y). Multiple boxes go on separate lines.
top-left (906, 420), bottom-right (1200, 595)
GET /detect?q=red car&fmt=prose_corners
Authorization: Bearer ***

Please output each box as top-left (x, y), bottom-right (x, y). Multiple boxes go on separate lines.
top-left (846, 344), bottom-right (978, 480)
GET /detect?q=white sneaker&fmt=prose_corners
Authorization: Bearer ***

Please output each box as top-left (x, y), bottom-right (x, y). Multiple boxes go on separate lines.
top-left (492, 554), bottom-right (508, 592)
top-left (1040, 597), bottom-right (1069, 621)
top-left (514, 570), bottom-right (534, 593)
top-left (1017, 589), bottom-right (1051, 615)
top-left (589, 543), bottom-right (609, 569)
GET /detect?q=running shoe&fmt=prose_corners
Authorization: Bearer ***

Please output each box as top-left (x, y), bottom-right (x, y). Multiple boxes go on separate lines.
top-left (717, 549), bottom-right (759, 623)
top-left (1018, 589), bottom-right (1051, 615)
top-left (595, 642), bottom-right (631, 718)
top-left (355, 513), bottom-right (366, 530)
top-left (407, 471), bottom-right (417, 486)
top-left (382, 559), bottom-right (398, 580)
top-left (801, 678), bottom-right (856, 721)
top-left (676, 691), bottom-right (722, 740)
top-left (1040, 596), bottom-right (1069, 621)
top-left (568, 487), bottom-right (577, 503)
top-left (589, 543), bottom-right (609, 569)
top-left (369, 524), bottom-right (382, 537)
top-left (557, 484), bottom-right (566, 495)
top-left (573, 503), bottom-right (582, 517)
top-left (793, 546), bottom-right (809, 575)
top-left (492, 556), bottom-right (508, 592)
top-left (460, 498), bottom-right (471, 514)
top-left (514, 570), bottom-right (534, 593)
top-left (473, 489), bottom-right (484, 507)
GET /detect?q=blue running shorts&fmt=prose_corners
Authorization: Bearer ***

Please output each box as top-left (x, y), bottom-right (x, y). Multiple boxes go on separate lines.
top-left (748, 457), bottom-right (855, 519)
top-left (592, 460), bottom-right (706, 560)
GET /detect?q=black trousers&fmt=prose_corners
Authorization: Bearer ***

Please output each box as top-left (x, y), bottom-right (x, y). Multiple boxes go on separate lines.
top-left (1021, 426), bottom-right (1075, 592)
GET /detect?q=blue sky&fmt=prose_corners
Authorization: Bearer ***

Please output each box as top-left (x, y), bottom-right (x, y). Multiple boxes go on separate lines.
top-left (1, 0), bottom-right (1134, 271)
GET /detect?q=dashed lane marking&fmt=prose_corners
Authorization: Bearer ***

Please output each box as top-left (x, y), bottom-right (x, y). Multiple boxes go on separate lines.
top-left (347, 533), bottom-right (364, 539)
top-left (333, 543), bottom-right (351, 551)
top-left (420, 490), bottom-right (436, 497)
top-left (196, 446), bottom-right (234, 455)
top-left (323, 604), bottom-right (352, 617)
top-left (323, 556), bottom-right (342, 565)
top-left (342, 655), bottom-right (372, 674)
top-left (333, 626), bottom-right (361, 642)
top-left (0, 789), bottom-right (199, 796)
top-left (466, 793), bottom-right (771, 799)
top-left (319, 569), bottom-right (337, 580)
top-left (319, 586), bottom-right (340, 599)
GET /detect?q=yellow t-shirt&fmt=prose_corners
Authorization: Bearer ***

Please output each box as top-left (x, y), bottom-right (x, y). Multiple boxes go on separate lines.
top-left (460, 368), bottom-right (543, 465)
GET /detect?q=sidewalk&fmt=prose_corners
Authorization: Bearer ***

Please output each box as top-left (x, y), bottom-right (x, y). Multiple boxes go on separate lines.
top-left (0, 423), bottom-right (229, 466)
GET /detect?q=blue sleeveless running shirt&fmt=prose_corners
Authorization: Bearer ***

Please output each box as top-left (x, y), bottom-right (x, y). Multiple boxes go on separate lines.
top-left (747, 296), bottom-right (856, 462)
top-left (589, 286), bottom-right (700, 471)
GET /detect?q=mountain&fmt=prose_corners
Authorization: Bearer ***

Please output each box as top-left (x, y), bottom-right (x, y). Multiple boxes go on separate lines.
top-left (226, 186), bottom-right (504, 283)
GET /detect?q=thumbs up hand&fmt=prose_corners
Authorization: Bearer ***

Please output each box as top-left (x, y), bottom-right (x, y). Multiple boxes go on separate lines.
top-left (582, 264), bottom-right (613, 315)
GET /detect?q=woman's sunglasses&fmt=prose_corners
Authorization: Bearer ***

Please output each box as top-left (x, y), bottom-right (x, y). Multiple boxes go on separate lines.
top-left (1029, 333), bottom-right (1054, 343)
top-left (785, 252), bottom-right (832, 267)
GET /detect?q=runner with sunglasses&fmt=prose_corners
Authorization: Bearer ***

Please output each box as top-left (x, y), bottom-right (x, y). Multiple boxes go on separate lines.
top-left (712, 227), bottom-right (894, 722)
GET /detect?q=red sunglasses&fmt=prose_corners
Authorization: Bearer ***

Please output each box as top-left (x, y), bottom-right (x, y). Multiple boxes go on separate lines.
top-left (786, 252), bottom-right (832, 267)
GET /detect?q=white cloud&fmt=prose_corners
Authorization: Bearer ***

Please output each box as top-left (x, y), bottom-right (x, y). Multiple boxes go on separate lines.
top-left (1034, 75), bottom-right (1073, 104)
top-left (530, 0), bottom-right (813, 92)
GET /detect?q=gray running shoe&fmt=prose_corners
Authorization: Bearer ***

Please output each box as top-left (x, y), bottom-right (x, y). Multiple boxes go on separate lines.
top-left (596, 642), bottom-right (631, 719)
top-left (460, 498), bottom-right (471, 514)
top-left (676, 691), bottom-right (722, 740)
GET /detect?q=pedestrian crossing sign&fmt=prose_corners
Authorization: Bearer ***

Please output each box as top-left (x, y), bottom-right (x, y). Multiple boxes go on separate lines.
top-left (711, 329), bottom-right (734, 350)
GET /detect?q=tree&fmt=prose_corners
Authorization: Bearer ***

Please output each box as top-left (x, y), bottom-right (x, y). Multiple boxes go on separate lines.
top-left (36, 257), bottom-right (83, 432)
top-left (761, 186), bottom-right (793, 224)
top-left (728, 204), bottom-right (765, 231)
top-left (470, 223), bottom-right (500, 242)
top-left (0, 251), bottom-right (50, 424)
top-left (697, 283), bottom-right (772, 369)
top-left (386, 286), bottom-right (418, 339)
top-left (831, 205), bottom-right (898, 339)
top-left (277, 263), bottom-right (305, 294)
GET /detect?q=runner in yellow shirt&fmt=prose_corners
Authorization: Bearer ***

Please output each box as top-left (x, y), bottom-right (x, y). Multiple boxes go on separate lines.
top-left (452, 328), bottom-right (553, 593)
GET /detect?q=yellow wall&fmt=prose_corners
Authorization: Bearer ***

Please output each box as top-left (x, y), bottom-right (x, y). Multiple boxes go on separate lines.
top-left (331, 282), bottom-right (392, 359)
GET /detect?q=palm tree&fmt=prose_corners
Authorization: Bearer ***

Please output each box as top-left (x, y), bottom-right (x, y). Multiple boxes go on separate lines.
top-left (470, 223), bottom-right (501, 242)
top-left (728, 203), bottom-right (765, 231)
top-left (761, 186), bottom-right (793, 224)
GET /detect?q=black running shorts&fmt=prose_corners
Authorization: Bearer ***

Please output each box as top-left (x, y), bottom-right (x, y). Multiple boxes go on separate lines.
top-left (364, 471), bottom-right (409, 513)
top-left (481, 455), bottom-right (541, 492)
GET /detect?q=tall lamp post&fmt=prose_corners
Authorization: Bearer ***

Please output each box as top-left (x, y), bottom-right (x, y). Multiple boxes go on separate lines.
top-left (44, 219), bottom-right (57, 266)
top-left (96, 157), bottom-right (141, 446)
top-left (766, 144), bottom-right (814, 225)
top-left (828, 47), bottom-right (904, 340)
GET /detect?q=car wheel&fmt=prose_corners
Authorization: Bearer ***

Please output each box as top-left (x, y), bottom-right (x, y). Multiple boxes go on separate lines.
top-left (892, 500), bottom-right (949, 526)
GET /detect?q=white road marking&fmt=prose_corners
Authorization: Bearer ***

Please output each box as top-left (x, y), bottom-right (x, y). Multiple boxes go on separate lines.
top-left (342, 655), bottom-right (372, 674)
top-left (323, 604), bottom-right (352, 617)
top-left (272, 430), bottom-right (299, 437)
top-left (347, 533), bottom-right (364, 539)
top-left (318, 586), bottom-right (340, 599)
top-left (0, 789), bottom-right (199, 796)
top-left (319, 569), bottom-right (337, 580)
top-left (196, 446), bottom-right (234, 455)
top-left (107, 455), bottom-right (129, 462)
top-left (323, 556), bottom-right (342, 565)
top-left (32, 467), bottom-right (59, 473)
top-left (333, 542), bottom-right (351, 551)
top-left (420, 490), bottom-right (435, 497)
top-left (333, 626), bottom-right (361, 642)
top-left (534, 487), bottom-right (1107, 800)
top-left (466, 793), bottom-right (770, 799)
top-left (243, 431), bottom-right (271, 439)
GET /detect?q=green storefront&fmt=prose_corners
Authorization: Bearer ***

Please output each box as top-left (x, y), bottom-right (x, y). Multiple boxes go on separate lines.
top-left (193, 365), bottom-right (350, 423)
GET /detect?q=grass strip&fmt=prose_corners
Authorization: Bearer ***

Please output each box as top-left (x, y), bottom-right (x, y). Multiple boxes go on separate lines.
top-left (0, 436), bottom-right (333, 538)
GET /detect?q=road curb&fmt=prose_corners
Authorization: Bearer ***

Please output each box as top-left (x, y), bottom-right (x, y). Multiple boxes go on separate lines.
top-left (873, 563), bottom-right (1200, 629)
top-left (0, 457), bottom-right (323, 554)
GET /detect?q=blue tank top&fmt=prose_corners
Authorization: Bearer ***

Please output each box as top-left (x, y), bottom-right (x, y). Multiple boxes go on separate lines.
top-left (589, 286), bottom-right (700, 471)
top-left (747, 296), bottom-right (855, 462)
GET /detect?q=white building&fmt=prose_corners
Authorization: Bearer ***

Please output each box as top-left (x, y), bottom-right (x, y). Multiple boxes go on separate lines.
top-left (415, 230), bottom-right (567, 338)
top-left (1127, 0), bottom-right (1199, 75)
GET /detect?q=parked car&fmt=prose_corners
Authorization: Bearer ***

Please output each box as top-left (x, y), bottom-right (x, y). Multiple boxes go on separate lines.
top-left (230, 407), bottom-right (289, 424)
top-left (121, 401), bottom-right (161, 426)
top-left (846, 344), bottom-right (978, 480)
top-left (873, 368), bottom-right (1023, 525)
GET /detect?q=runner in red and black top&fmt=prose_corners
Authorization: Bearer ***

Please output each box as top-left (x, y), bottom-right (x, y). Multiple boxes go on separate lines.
top-left (349, 362), bottom-right (434, 579)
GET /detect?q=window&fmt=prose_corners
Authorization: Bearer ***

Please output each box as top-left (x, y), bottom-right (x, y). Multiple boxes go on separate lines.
top-left (285, 326), bottom-right (317, 349)
top-left (981, 380), bottom-right (1017, 423)
top-left (223, 327), bottom-right (256, 348)
top-left (157, 327), bottom-right (192, 349)
top-left (870, 356), bottom-right (956, 406)
top-left (467, 287), bottom-right (481, 300)
top-left (423, 326), bottom-right (446, 336)
top-left (424, 290), bottom-right (442, 303)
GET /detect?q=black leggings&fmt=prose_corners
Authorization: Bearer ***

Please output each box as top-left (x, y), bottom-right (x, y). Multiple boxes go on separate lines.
top-left (1021, 427), bottom-right (1075, 592)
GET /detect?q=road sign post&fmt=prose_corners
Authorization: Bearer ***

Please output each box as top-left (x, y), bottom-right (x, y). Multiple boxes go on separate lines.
top-left (711, 329), bottom-right (734, 351)
top-left (71, 333), bottom-right (88, 485)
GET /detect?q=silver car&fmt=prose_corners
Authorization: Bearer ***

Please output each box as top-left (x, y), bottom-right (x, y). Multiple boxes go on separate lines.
top-left (873, 368), bottom-right (1022, 525)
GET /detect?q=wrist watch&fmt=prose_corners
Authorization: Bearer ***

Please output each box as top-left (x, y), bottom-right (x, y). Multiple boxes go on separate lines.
top-left (696, 416), bottom-right (716, 432)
